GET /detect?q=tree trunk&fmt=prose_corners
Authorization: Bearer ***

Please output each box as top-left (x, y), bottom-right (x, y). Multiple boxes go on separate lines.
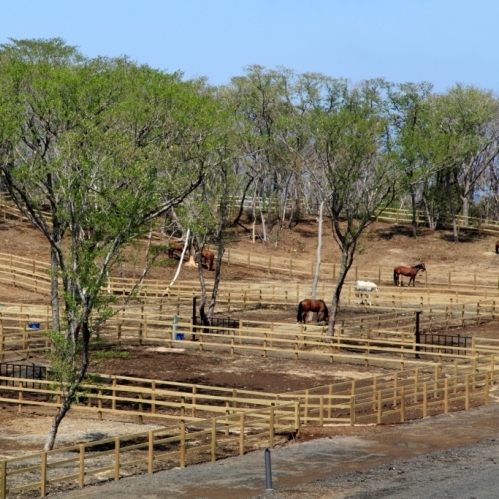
top-left (196, 239), bottom-right (210, 329)
top-left (326, 244), bottom-right (355, 337)
top-left (311, 202), bottom-right (323, 299)
top-left (50, 246), bottom-right (60, 335)
top-left (410, 188), bottom-right (418, 237)
top-left (207, 240), bottom-right (225, 321)
top-left (231, 176), bottom-right (254, 226)
top-left (44, 323), bottom-right (90, 450)
top-left (446, 177), bottom-right (459, 243)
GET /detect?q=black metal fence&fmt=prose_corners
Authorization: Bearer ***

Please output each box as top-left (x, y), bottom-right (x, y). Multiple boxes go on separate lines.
top-left (419, 333), bottom-right (472, 355)
top-left (193, 317), bottom-right (239, 334)
top-left (0, 362), bottom-right (47, 385)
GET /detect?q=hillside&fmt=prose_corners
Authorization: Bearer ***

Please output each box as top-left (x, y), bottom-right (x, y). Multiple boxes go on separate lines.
top-left (0, 214), bottom-right (498, 305)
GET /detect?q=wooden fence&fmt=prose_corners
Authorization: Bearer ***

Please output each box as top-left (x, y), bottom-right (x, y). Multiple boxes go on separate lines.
top-left (2, 301), bottom-right (499, 367)
top-left (0, 400), bottom-right (299, 498)
top-left (2, 354), bottom-right (499, 497)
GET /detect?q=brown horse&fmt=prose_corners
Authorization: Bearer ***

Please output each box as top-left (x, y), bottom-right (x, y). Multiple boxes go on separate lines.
top-left (167, 241), bottom-right (185, 259)
top-left (393, 263), bottom-right (426, 287)
top-left (297, 299), bottom-right (329, 324)
top-left (193, 244), bottom-right (215, 271)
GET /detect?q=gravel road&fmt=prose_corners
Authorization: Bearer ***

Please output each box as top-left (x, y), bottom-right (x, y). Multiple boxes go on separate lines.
top-left (51, 402), bottom-right (499, 499)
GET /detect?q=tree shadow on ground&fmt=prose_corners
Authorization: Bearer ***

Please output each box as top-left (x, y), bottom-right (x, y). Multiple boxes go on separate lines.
top-left (440, 230), bottom-right (488, 243)
top-left (375, 225), bottom-right (419, 240)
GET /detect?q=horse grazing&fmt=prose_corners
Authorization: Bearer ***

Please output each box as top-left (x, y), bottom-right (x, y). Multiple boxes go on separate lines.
top-left (297, 299), bottom-right (329, 324)
top-left (393, 263), bottom-right (426, 287)
top-left (355, 281), bottom-right (379, 306)
top-left (167, 241), bottom-right (185, 259)
top-left (193, 244), bottom-right (215, 271)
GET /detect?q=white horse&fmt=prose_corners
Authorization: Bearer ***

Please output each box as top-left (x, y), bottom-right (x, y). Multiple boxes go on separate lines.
top-left (355, 281), bottom-right (379, 306)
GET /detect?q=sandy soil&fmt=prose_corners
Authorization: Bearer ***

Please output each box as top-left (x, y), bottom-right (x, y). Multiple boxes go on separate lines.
top-left (1, 213), bottom-right (499, 497)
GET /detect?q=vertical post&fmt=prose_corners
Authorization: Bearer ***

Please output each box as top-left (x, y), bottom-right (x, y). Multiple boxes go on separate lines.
top-left (350, 396), bottom-right (355, 426)
top-left (180, 421), bottom-right (186, 467)
top-left (415, 311), bottom-right (421, 359)
top-left (239, 412), bottom-right (245, 456)
top-left (114, 437), bottom-right (120, 481)
top-left (18, 381), bottom-right (23, 414)
top-left (148, 430), bottom-right (154, 473)
top-left (1, 457), bottom-right (7, 499)
top-left (211, 418), bottom-right (217, 462)
top-left (269, 406), bottom-right (275, 448)
top-left (444, 379), bottom-right (449, 414)
top-left (485, 372), bottom-right (490, 405)
top-left (400, 387), bottom-right (405, 423)
top-left (78, 444), bottom-right (85, 488)
top-left (192, 296), bottom-right (197, 341)
top-left (98, 389), bottom-right (103, 421)
top-left (423, 382), bottom-right (427, 418)
top-left (377, 390), bottom-right (382, 424)
top-left (265, 448), bottom-right (273, 492)
top-left (465, 374), bottom-right (470, 411)
top-left (40, 451), bottom-right (47, 497)
top-left (151, 381), bottom-right (156, 414)
top-left (112, 378), bottom-right (117, 411)
top-left (294, 401), bottom-right (301, 437)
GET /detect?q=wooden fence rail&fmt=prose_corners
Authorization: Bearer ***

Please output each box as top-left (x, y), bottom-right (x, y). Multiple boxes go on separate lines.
top-left (2, 354), bottom-right (499, 497)
top-left (0, 401), bottom-right (300, 498)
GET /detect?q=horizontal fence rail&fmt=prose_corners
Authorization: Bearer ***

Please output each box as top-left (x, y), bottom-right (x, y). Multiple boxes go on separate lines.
top-left (2, 354), bottom-right (499, 497)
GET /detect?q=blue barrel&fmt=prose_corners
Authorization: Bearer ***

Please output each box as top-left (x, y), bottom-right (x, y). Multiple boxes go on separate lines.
top-left (28, 323), bottom-right (40, 329)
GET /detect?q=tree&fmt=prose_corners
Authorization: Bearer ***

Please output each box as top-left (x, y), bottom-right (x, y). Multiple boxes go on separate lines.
top-left (387, 82), bottom-right (434, 237)
top-left (226, 66), bottom-right (301, 245)
top-left (424, 85), bottom-right (499, 240)
top-left (0, 38), bottom-right (225, 449)
top-left (302, 76), bottom-right (399, 335)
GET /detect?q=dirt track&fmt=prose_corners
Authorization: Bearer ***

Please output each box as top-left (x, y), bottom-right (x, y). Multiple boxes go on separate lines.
top-left (48, 401), bottom-right (499, 499)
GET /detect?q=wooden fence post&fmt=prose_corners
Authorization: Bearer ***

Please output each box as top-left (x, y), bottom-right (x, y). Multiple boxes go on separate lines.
top-left (211, 418), bottom-right (217, 462)
top-left (444, 379), bottom-right (449, 414)
top-left (423, 382), bottom-right (428, 418)
top-left (239, 412), bottom-right (245, 456)
top-left (40, 451), bottom-right (47, 497)
top-left (79, 444), bottom-right (85, 488)
top-left (465, 375), bottom-right (470, 411)
top-left (377, 390), bottom-right (382, 424)
top-left (485, 372), bottom-right (490, 405)
top-left (294, 401), bottom-right (301, 437)
top-left (400, 387), bottom-right (405, 422)
top-left (350, 396), bottom-right (355, 426)
top-left (269, 406), bottom-right (275, 448)
top-left (1, 459), bottom-right (6, 499)
top-left (18, 381), bottom-right (23, 414)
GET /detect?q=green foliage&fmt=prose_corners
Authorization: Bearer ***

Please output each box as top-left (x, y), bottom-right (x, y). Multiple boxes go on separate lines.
top-left (92, 349), bottom-right (130, 360)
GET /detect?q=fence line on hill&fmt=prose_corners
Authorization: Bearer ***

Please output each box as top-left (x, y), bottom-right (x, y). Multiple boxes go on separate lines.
top-left (2, 243), bottom-right (499, 300)
top-left (3, 192), bottom-right (499, 236)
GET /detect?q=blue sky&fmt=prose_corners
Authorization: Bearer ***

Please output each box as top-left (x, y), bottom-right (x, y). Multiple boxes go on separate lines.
top-left (1, 1), bottom-right (497, 93)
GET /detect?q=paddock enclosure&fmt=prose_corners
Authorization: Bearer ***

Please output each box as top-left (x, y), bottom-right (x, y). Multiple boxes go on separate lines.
top-left (1, 202), bottom-right (499, 497)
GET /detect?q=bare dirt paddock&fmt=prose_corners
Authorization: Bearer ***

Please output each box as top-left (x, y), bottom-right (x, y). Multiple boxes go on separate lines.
top-left (0, 347), bottom-right (393, 458)
top-left (2, 312), bottom-right (499, 462)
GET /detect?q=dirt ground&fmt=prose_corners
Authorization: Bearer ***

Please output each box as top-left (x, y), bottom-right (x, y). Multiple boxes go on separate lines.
top-left (2, 213), bottom-right (499, 496)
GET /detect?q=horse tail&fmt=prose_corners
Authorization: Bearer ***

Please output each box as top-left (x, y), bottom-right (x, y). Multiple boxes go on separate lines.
top-left (393, 268), bottom-right (398, 285)
top-left (297, 301), bottom-right (303, 323)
